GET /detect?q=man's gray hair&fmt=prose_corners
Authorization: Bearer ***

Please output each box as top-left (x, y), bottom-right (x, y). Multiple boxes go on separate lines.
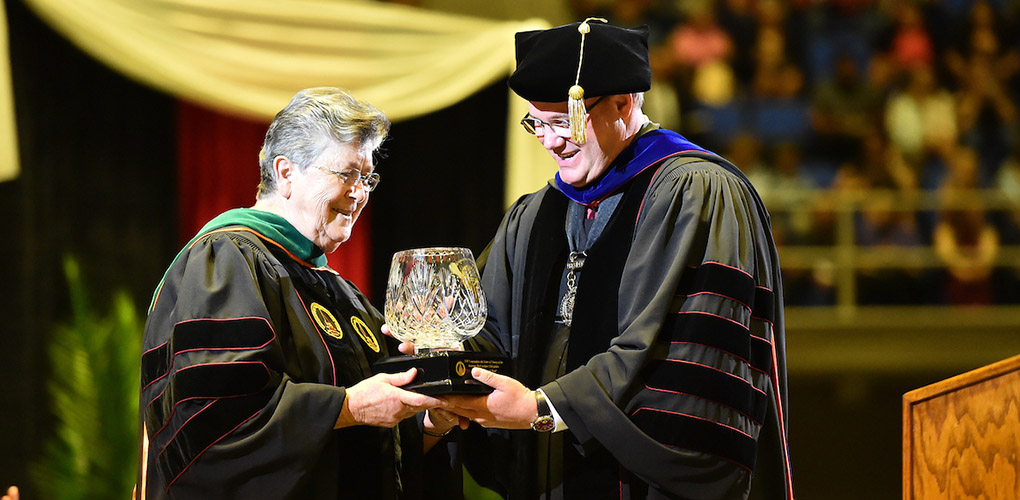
top-left (632, 92), bottom-right (645, 111)
top-left (256, 87), bottom-right (391, 198)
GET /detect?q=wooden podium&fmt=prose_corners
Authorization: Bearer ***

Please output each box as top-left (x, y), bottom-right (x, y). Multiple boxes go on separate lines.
top-left (902, 353), bottom-right (1020, 500)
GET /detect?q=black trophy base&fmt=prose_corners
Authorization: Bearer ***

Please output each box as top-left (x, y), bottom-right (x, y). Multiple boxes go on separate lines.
top-left (371, 351), bottom-right (509, 395)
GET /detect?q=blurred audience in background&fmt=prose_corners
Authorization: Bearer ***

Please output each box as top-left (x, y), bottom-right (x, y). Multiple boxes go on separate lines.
top-left (572, 0), bottom-right (1020, 306)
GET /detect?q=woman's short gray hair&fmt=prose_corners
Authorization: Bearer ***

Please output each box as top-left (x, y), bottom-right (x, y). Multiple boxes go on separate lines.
top-left (256, 87), bottom-right (391, 198)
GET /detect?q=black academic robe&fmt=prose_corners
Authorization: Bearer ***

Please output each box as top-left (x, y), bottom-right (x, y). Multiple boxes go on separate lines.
top-left (466, 136), bottom-right (793, 500)
top-left (138, 209), bottom-right (436, 500)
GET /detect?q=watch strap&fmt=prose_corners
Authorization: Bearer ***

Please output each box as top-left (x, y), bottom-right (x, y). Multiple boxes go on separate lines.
top-left (530, 390), bottom-right (555, 432)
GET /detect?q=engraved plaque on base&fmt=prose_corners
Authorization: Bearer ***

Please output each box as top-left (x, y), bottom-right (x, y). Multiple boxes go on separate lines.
top-left (372, 351), bottom-right (509, 395)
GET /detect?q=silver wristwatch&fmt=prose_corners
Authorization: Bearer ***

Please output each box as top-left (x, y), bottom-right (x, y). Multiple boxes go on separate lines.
top-left (530, 391), bottom-right (555, 432)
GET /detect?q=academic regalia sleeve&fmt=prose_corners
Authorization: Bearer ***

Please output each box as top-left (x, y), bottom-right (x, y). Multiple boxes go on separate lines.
top-left (543, 158), bottom-right (790, 499)
top-left (473, 191), bottom-right (541, 357)
top-left (140, 233), bottom-right (346, 499)
top-left (458, 192), bottom-right (539, 498)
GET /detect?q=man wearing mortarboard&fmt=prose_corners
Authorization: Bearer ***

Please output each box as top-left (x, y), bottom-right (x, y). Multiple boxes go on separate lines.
top-left (445, 18), bottom-right (795, 500)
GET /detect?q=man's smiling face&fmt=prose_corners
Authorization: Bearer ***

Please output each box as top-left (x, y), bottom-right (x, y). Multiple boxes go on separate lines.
top-left (527, 96), bottom-right (617, 188)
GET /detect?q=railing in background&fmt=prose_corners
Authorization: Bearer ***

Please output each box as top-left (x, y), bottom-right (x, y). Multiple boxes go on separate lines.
top-left (764, 188), bottom-right (1020, 374)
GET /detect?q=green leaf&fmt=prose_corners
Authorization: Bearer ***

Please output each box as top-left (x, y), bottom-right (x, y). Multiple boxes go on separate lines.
top-left (30, 255), bottom-right (143, 500)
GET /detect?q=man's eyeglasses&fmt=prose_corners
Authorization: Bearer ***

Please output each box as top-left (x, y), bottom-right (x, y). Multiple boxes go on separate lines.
top-left (520, 95), bottom-right (606, 138)
top-left (313, 166), bottom-right (381, 192)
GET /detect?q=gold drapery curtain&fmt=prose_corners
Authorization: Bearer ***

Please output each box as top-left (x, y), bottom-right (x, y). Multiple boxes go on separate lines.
top-left (0, 0), bottom-right (16, 183)
top-left (1, 0), bottom-right (552, 204)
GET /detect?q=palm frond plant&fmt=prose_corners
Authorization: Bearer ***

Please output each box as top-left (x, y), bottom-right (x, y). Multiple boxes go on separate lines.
top-left (30, 256), bottom-right (143, 500)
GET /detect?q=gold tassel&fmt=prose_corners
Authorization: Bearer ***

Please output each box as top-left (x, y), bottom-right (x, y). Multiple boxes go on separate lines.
top-left (568, 85), bottom-right (586, 143)
top-left (567, 17), bottom-right (605, 144)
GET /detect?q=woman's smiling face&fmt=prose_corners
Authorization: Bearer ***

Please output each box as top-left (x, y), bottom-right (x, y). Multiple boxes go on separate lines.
top-left (285, 140), bottom-right (375, 254)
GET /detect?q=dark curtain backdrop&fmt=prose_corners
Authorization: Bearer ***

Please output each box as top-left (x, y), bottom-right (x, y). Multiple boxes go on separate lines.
top-left (0, 1), bottom-right (178, 495)
top-left (0, 0), bottom-right (508, 493)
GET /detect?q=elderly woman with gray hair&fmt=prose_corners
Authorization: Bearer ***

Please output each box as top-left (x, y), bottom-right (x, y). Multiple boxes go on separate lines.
top-left (137, 87), bottom-right (458, 499)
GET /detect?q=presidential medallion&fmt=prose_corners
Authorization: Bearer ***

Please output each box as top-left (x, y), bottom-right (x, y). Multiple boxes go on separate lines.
top-left (559, 251), bottom-right (586, 327)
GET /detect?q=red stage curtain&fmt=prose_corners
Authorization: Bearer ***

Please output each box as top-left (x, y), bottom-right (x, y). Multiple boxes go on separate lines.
top-left (175, 100), bottom-right (373, 296)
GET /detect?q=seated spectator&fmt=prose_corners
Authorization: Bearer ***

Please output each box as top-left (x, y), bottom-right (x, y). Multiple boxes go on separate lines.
top-left (810, 53), bottom-right (883, 165)
top-left (939, 144), bottom-right (982, 192)
top-left (949, 18), bottom-right (1019, 183)
top-left (691, 58), bottom-right (737, 107)
top-left (715, 0), bottom-right (758, 86)
top-left (927, 144), bottom-right (999, 304)
top-left (860, 130), bottom-right (917, 192)
top-left (662, 1), bottom-right (738, 142)
top-left (669, 2), bottom-right (733, 69)
top-left (728, 133), bottom-right (771, 198)
top-left (882, 2), bottom-right (935, 75)
top-left (944, 0), bottom-right (1019, 86)
top-left (933, 190), bottom-right (999, 305)
top-left (814, 160), bottom-right (870, 248)
top-left (751, 18), bottom-right (794, 98)
top-left (754, 0), bottom-right (808, 71)
top-left (790, 159), bottom-right (874, 306)
top-left (884, 65), bottom-right (956, 167)
top-left (751, 35), bottom-right (810, 147)
top-left (746, 12), bottom-right (811, 147)
top-left (855, 185), bottom-right (929, 304)
top-left (771, 142), bottom-right (818, 245)
top-left (992, 149), bottom-right (1020, 302)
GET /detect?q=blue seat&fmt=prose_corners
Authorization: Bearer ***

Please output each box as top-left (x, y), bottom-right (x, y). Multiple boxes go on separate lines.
top-left (753, 99), bottom-right (811, 145)
top-left (693, 100), bottom-right (748, 148)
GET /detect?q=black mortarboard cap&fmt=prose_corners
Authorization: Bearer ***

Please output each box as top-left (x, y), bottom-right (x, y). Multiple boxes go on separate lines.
top-left (508, 20), bottom-right (651, 103)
